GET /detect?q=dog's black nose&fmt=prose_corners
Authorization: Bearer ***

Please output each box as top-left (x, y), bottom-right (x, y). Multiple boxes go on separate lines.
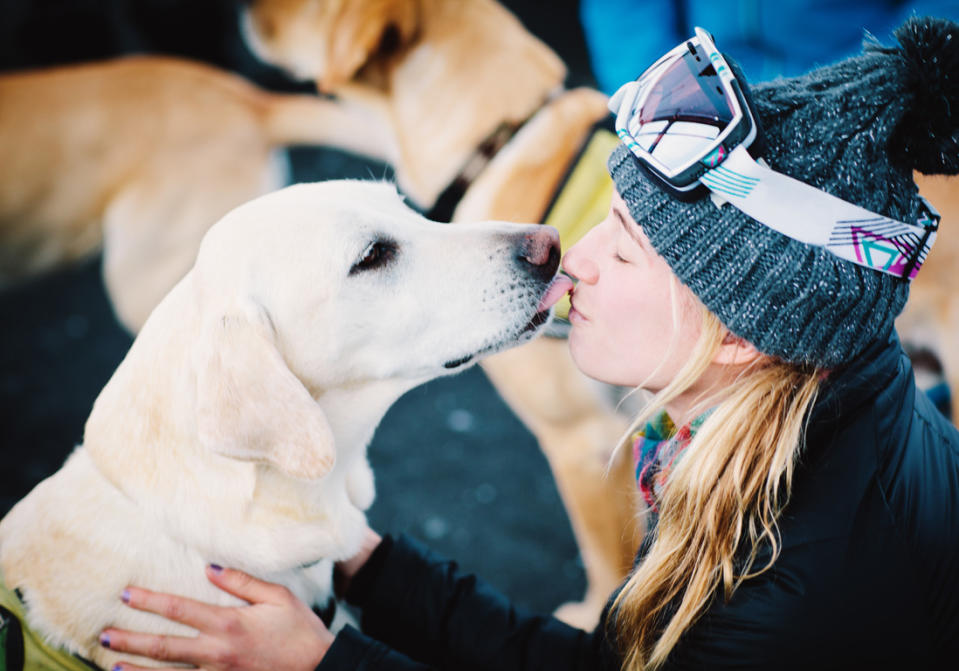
top-left (518, 227), bottom-right (561, 282)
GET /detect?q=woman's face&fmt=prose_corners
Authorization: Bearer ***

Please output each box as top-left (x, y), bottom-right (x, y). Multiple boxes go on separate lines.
top-left (562, 190), bottom-right (703, 391)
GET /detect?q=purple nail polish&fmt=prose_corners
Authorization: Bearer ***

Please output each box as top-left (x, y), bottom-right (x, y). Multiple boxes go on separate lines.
top-left (209, 563), bottom-right (223, 573)
top-left (99, 633), bottom-right (111, 648)
top-left (121, 589), bottom-right (130, 604)
top-left (113, 664), bottom-right (123, 671)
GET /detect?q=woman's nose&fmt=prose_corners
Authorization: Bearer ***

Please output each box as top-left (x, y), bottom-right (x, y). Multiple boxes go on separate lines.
top-left (562, 237), bottom-right (598, 284)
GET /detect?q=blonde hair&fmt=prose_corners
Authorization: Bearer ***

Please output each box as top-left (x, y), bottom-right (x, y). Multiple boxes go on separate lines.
top-left (612, 304), bottom-right (822, 670)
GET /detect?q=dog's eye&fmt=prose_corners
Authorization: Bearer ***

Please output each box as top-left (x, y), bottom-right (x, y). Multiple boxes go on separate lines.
top-left (350, 240), bottom-right (397, 275)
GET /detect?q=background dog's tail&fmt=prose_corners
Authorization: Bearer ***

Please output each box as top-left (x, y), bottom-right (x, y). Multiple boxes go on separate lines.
top-left (261, 92), bottom-right (398, 167)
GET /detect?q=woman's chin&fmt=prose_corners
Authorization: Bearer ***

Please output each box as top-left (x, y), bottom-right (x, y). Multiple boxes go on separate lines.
top-left (567, 332), bottom-right (602, 381)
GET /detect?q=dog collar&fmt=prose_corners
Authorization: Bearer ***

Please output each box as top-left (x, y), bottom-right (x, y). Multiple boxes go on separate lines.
top-left (0, 571), bottom-right (99, 671)
top-left (426, 88), bottom-right (564, 222)
top-left (426, 121), bottom-right (522, 222)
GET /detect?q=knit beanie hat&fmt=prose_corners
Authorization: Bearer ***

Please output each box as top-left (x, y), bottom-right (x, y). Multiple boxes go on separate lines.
top-left (608, 17), bottom-right (959, 368)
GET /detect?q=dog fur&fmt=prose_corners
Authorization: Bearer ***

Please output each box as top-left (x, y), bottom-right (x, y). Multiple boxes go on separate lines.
top-left (241, 0), bottom-right (959, 627)
top-left (0, 55), bottom-right (399, 333)
top-left (0, 180), bottom-right (563, 668)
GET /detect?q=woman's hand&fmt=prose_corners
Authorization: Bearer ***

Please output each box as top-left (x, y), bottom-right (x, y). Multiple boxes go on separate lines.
top-left (101, 565), bottom-right (333, 671)
top-left (333, 527), bottom-right (382, 599)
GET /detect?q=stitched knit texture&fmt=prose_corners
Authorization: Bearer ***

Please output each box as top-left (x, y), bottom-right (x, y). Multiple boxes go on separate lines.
top-left (608, 17), bottom-right (959, 367)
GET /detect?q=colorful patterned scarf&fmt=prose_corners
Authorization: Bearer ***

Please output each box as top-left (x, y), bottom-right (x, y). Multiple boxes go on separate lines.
top-left (631, 410), bottom-right (711, 512)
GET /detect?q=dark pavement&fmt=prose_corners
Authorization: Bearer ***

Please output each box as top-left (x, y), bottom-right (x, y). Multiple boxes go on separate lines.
top-left (0, 0), bottom-right (595, 614)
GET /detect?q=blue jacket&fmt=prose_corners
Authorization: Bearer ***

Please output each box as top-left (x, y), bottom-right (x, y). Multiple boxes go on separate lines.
top-left (318, 332), bottom-right (959, 669)
top-left (581, 0), bottom-right (959, 92)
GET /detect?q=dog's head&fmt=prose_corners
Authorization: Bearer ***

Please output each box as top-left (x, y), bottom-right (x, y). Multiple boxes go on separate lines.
top-left (186, 180), bottom-right (561, 480)
top-left (241, 0), bottom-right (567, 206)
top-left (242, 0), bottom-right (421, 89)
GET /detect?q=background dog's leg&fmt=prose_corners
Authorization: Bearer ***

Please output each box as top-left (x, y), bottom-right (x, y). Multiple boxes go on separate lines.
top-left (548, 430), bottom-right (644, 629)
top-left (481, 337), bottom-right (643, 629)
top-left (102, 147), bottom-right (286, 333)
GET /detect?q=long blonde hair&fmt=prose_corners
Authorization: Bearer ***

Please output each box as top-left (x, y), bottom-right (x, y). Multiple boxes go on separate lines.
top-left (612, 304), bottom-right (822, 670)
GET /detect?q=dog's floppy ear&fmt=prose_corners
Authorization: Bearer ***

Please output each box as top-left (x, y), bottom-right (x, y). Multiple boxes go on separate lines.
top-left (323, 0), bottom-right (419, 90)
top-left (195, 299), bottom-right (335, 480)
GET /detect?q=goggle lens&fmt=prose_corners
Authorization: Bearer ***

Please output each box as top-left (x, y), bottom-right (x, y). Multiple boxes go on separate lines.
top-left (631, 40), bottom-right (736, 172)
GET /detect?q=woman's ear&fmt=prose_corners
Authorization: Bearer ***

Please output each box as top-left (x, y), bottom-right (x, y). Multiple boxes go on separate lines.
top-left (713, 330), bottom-right (764, 367)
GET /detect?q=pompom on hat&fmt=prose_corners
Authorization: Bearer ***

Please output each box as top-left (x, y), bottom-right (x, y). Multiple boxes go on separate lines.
top-left (608, 16), bottom-right (959, 368)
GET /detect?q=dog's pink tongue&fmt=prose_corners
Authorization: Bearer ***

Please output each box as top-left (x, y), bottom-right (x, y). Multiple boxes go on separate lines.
top-left (537, 275), bottom-right (575, 312)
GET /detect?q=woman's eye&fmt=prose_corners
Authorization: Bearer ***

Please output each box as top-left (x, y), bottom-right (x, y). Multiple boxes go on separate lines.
top-left (351, 240), bottom-right (397, 274)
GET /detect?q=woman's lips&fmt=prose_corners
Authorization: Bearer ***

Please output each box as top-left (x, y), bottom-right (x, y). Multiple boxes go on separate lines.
top-left (567, 291), bottom-right (587, 323)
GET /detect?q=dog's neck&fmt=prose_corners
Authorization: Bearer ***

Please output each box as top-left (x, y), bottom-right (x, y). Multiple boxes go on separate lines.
top-left (314, 380), bottom-right (416, 457)
top-left (424, 87), bottom-right (564, 222)
top-left (346, 79), bottom-right (610, 225)
top-left (451, 87), bottom-right (612, 224)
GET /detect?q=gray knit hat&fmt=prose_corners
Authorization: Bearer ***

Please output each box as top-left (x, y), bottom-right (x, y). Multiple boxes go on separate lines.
top-left (608, 17), bottom-right (959, 367)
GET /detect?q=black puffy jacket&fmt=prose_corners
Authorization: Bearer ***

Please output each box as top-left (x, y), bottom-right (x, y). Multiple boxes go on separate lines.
top-left (317, 333), bottom-right (959, 670)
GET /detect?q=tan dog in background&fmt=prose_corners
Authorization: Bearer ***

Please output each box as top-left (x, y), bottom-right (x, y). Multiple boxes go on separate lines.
top-left (0, 56), bottom-right (396, 332)
top-left (0, 180), bottom-right (564, 668)
top-left (242, 0), bottom-right (959, 628)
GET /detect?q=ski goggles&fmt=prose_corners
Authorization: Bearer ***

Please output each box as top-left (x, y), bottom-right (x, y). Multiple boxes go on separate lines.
top-left (609, 27), bottom-right (939, 281)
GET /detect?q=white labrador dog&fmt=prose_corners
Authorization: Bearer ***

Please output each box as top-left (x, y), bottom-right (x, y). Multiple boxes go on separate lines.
top-left (0, 180), bottom-right (569, 669)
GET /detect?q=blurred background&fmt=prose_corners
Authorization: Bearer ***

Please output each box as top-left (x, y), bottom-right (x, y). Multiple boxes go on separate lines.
top-left (1, 0), bottom-right (955, 618)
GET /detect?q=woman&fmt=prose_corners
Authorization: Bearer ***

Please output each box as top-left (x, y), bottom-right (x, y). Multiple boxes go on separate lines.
top-left (99, 16), bottom-right (959, 670)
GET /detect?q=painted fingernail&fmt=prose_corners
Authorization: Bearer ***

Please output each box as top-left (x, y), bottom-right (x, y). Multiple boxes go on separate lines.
top-left (113, 664), bottom-right (123, 671)
top-left (121, 589), bottom-right (130, 604)
top-left (99, 633), bottom-right (111, 648)
top-left (209, 563), bottom-right (223, 573)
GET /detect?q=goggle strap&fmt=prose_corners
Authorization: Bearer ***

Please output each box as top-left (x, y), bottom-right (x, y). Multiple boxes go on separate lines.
top-left (702, 146), bottom-right (938, 280)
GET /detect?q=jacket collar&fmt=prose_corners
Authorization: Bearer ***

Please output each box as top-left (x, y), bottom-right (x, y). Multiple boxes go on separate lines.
top-left (804, 330), bottom-right (908, 460)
